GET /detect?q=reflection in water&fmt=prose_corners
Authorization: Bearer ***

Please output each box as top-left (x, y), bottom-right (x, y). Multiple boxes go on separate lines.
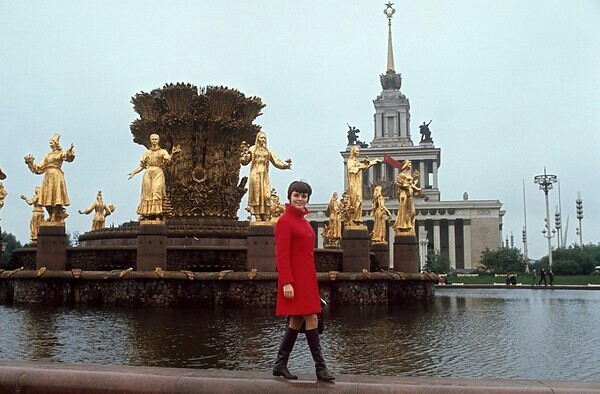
top-left (1, 289), bottom-right (599, 381)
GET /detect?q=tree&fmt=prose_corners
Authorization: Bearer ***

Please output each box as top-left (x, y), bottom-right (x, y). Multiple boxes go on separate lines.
top-left (1, 231), bottom-right (23, 267)
top-left (425, 250), bottom-right (450, 274)
top-left (480, 247), bottom-right (525, 273)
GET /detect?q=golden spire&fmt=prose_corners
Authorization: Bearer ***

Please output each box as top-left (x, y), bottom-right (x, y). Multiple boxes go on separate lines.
top-left (384, 2), bottom-right (396, 72)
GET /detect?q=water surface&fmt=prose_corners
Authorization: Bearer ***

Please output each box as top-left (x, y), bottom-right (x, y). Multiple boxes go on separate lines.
top-left (1, 288), bottom-right (598, 381)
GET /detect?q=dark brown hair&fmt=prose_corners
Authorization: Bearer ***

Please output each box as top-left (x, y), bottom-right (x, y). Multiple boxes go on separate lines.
top-left (287, 180), bottom-right (312, 202)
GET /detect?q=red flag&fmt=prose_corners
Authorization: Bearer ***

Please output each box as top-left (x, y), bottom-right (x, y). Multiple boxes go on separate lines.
top-left (383, 154), bottom-right (402, 169)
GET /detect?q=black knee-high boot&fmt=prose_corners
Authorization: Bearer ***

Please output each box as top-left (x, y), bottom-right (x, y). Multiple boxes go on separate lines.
top-left (273, 327), bottom-right (299, 379)
top-left (305, 328), bottom-right (335, 381)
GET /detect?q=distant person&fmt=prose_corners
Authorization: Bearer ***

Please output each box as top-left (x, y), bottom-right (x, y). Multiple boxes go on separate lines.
top-left (538, 268), bottom-right (547, 287)
top-left (531, 269), bottom-right (537, 286)
top-left (548, 270), bottom-right (554, 286)
top-left (272, 180), bottom-right (334, 382)
top-left (510, 274), bottom-right (517, 286)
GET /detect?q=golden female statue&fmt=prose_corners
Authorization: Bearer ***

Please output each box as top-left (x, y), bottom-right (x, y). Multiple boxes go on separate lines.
top-left (346, 146), bottom-right (380, 225)
top-left (240, 131), bottom-right (291, 222)
top-left (370, 186), bottom-right (391, 243)
top-left (20, 187), bottom-right (45, 244)
top-left (325, 192), bottom-right (342, 243)
top-left (128, 134), bottom-right (180, 220)
top-left (394, 160), bottom-right (421, 234)
top-left (0, 182), bottom-right (7, 209)
top-left (79, 191), bottom-right (116, 231)
top-left (24, 134), bottom-right (75, 223)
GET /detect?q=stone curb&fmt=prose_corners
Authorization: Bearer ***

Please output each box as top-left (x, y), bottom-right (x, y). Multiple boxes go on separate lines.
top-left (1, 361), bottom-right (599, 394)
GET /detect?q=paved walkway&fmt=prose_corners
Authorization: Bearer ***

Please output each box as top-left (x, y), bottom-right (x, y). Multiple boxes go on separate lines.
top-left (1, 361), bottom-right (600, 393)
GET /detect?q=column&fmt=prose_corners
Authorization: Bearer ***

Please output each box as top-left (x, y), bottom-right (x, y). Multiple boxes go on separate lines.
top-left (368, 166), bottom-right (374, 185)
top-left (433, 220), bottom-right (441, 253)
top-left (432, 161), bottom-right (439, 189)
top-left (343, 162), bottom-right (348, 191)
top-left (463, 220), bottom-right (472, 269)
top-left (448, 220), bottom-right (456, 269)
top-left (419, 161), bottom-right (426, 188)
top-left (317, 222), bottom-right (324, 248)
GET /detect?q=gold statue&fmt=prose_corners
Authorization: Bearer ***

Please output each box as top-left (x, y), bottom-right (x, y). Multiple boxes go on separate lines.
top-left (369, 185), bottom-right (392, 243)
top-left (269, 189), bottom-right (285, 223)
top-left (78, 191), bottom-right (116, 231)
top-left (394, 160), bottom-right (421, 234)
top-left (0, 182), bottom-right (7, 209)
top-left (240, 131), bottom-right (291, 222)
top-left (24, 133), bottom-right (75, 223)
top-left (128, 134), bottom-right (180, 220)
top-left (323, 192), bottom-right (342, 247)
top-left (20, 187), bottom-right (45, 244)
top-left (339, 190), bottom-right (354, 227)
top-left (346, 145), bottom-right (380, 225)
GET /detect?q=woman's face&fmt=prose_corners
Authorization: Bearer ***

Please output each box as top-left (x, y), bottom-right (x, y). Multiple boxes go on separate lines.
top-left (150, 135), bottom-right (159, 146)
top-left (289, 190), bottom-right (309, 210)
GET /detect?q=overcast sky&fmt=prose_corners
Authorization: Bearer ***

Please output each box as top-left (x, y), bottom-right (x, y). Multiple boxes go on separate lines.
top-left (1, 1), bottom-right (598, 260)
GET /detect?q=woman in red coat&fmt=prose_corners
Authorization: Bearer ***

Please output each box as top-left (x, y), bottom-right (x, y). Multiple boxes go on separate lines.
top-left (272, 180), bottom-right (334, 382)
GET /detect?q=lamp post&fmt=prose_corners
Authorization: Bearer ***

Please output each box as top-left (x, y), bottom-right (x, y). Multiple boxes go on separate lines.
top-left (534, 168), bottom-right (557, 268)
top-left (576, 192), bottom-right (584, 250)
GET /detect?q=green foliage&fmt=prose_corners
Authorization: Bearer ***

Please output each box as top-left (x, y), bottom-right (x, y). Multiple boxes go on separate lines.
top-left (1, 231), bottom-right (23, 266)
top-left (535, 243), bottom-right (600, 275)
top-left (480, 246), bottom-right (525, 273)
top-left (425, 250), bottom-right (450, 274)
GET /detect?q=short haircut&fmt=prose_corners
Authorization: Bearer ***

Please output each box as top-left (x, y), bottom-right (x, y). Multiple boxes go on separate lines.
top-left (287, 180), bottom-right (312, 202)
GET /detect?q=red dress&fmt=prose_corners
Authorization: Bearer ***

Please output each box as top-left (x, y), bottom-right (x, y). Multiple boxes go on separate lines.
top-left (275, 204), bottom-right (321, 316)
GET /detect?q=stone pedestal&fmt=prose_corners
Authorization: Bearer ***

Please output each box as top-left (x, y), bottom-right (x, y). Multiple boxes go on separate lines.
top-left (394, 233), bottom-right (419, 273)
top-left (36, 223), bottom-right (67, 270)
top-left (246, 223), bottom-right (276, 272)
top-left (342, 225), bottom-right (370, 272)
top-left (371, 242), bottom-right (390, 271)
top-left (137, 220), bottom-right (167, 271)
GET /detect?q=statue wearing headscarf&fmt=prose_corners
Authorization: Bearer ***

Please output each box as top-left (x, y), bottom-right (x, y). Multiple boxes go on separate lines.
top-left (240, 131), bottom-right (291, 222)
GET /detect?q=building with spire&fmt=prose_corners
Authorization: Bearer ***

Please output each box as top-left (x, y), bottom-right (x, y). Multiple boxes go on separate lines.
top-left (306, 3), bottom-right (504, 270)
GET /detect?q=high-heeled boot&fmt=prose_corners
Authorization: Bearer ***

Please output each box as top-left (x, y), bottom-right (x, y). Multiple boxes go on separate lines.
top-left (273, 327), bottom-right (299, 379)
top-left (305, 328), bottom-right (335, 381)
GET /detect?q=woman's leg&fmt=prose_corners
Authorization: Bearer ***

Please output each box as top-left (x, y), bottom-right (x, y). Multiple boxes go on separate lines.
top-left (303, 314), bottom-right (334, 381)
top-left (273, 319), bottom-right (300, 379)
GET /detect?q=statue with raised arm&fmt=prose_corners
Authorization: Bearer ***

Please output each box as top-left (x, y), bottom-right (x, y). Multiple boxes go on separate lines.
top-left (370, 185), bottom-right (392, 243)
top-left (240, 131), bottom-right (291, 222)
top-left (128, 133), bottom-right (180, 220)
top-left (347, 124), bottom-right (359, 145)
top-left (394, 160), bottom-right (422, 234)
top-left (79, 191), bottom-right (116, 231)
top-left (346, 145), bottom-right (380, 225)
top-left (24, 133), bottom-right (75, 223)
top-left (20, 187), bottom-right (45, 244)
top-left (419, 120), bottom-right (432, 142)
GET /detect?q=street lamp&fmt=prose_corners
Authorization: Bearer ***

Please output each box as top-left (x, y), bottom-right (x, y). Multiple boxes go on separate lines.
top-left (534, 168), bottom-right (557, 268)
top-left (576, 192), bottom-right (584, 250)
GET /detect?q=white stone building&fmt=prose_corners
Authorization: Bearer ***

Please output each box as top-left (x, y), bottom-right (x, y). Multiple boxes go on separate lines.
top-left (306, 4), bottom-right (503, 270)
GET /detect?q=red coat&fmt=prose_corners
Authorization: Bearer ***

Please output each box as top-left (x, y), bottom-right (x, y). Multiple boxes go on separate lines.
top-left (275, 204), bottom-right (321, 316)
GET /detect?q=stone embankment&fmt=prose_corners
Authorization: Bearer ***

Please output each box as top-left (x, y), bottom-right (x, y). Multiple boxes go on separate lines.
top-left (1, 361), bottom-right (599, 393)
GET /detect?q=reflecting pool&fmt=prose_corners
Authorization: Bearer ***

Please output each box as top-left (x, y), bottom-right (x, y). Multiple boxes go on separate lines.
top-left (1, 288), bottom-right (599, 381)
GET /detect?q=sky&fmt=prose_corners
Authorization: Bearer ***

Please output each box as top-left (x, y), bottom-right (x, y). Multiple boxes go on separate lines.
top-left (0, 1), bottom-right (599, 260)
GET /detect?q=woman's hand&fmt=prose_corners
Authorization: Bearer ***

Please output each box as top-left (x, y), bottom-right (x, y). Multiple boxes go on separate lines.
top-left (283, 283), bottom-right (294, 299)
